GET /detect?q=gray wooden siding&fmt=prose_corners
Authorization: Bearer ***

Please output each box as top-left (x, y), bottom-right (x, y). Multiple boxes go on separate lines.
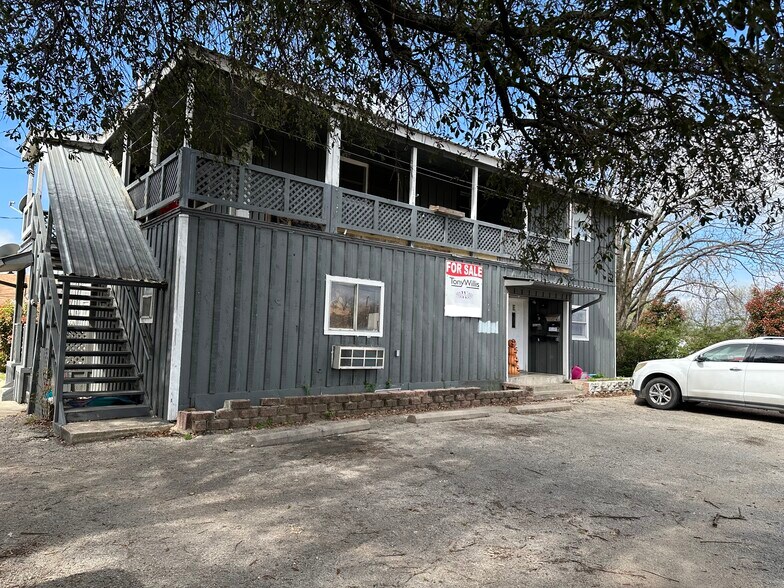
top-left (179, 208), bottom-right (618, 409)
top-left (570, 212), bottom-right (617, 377)
top-left (116, 212), bottom-right (180, 418)
top-left (183, 210), bottom-right (512, 408)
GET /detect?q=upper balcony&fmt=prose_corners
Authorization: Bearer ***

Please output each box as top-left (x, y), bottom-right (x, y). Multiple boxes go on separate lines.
top-left (125, 147), bottom-right (572, 271)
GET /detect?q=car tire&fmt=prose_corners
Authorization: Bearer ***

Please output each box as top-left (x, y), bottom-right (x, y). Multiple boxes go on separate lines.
top-left (643, 377), bottom-right (681, 410)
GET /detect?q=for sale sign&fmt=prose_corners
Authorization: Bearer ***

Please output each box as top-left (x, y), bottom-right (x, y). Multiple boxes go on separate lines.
top-left (444, 261), bottom-right (483, 318)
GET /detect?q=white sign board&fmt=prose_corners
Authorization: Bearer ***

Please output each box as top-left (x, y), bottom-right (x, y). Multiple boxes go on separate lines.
top-left (444, 261), bottom-right (483, 318)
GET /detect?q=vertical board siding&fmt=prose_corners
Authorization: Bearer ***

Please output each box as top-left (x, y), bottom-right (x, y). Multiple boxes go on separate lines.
top-left (183, 211), bottom-right (508, 408)
top-left (182, 209), bottom-right (619, 409)
top-left (569, 212), bottom-right (617, 377)
top-left (114, 213), bottom-right (179, 419)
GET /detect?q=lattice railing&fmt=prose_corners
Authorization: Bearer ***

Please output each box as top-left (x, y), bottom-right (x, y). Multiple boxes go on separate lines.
top-left (127, 147), bottom-right (570, 269)
top-left (335, 188), bottom-right (571, 268)
top-left (125, 150), bottom-right (181, 214)
top-left (187, 151), bottom-right (328, 225)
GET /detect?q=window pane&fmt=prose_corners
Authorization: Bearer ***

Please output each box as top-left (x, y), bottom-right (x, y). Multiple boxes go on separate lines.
top-left (339, 160), bottom-right (367, 192)
top-left (752, 344), bottom-right (784, 363)
top-left (702, 344), bottom-right (748, 362)
top-left (572, 323), bottom-right (586, 338)
top-left (329, 283), bottom-right (356, 329)
top-left (356, 285), bottom-right (382, 332)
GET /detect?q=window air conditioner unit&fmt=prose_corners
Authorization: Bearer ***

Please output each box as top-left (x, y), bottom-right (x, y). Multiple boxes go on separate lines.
top-left (331, 346), bottom-right (385, 370)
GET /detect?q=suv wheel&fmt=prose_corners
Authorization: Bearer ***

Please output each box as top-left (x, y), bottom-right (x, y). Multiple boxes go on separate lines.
top-left (643, 377), bottom-right (681, 410)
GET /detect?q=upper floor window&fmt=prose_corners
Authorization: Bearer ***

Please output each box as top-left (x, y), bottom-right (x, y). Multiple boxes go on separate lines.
top-left (572, 208), bottom-right (592, 242)
top-left (324, 275), bottom-right (384, 337)
top-left (340, 157), bottom-right (369, 193)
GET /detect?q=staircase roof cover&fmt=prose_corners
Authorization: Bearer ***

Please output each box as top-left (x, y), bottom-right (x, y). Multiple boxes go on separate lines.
top-left (44, 146), bottom-right (165, 286)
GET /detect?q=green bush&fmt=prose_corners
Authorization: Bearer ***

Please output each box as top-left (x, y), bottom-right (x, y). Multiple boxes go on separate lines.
top-left (616, 321), bottom-right (746, 377)
top-left (616, 326), bottom-right (683, 377)
top-left (0, 301), bottom-right (14, 370)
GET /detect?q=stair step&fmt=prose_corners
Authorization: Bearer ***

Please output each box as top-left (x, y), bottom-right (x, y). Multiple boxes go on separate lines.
top-left (65, 350), bottom-right (132, 357)
top-left (66, 327), bottom-right (124, 333)
top-left (67, 304), bottom-right (116, 312)
top-left (65, 404), bottom-right (150, 423)
top-left (64, 363), bottom-right (136, 370)
top-left (66, 337), bottom-right (128, 345)
top-left (64, 375), bottom-right (139, 384)
top-left (67, 315), bottom-right (120, 322)
top-left (63, 390), bottom-right (144, 399)
top-left (68, 294), bottom-right (112, 301)
top-left (58, 285), bottom-right (108, 292)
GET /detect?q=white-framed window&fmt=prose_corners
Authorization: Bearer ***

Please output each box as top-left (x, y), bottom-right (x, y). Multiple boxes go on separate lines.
top-left (571, 207), bottom-right (592, 242)
top-left (140, 288), bottom-right (155, 324)
top-left (339, 157), bottom-right (369, 193)
top-left (324, 275), bottom-right (384, 337)
top-left (571, 305), bottom-right (589, 341)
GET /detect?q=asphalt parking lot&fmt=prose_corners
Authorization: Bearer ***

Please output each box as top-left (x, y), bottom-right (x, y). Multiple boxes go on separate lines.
top-left (2, 396), bottom-right (784, 587)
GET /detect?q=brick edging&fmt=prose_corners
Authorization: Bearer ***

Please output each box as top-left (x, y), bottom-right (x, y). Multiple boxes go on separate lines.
top-left (175, 388), bottom-right (533, 433)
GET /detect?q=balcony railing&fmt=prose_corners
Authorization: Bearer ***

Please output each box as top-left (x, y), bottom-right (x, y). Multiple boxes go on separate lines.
top-left (125, 148), bottom-right (572, 269)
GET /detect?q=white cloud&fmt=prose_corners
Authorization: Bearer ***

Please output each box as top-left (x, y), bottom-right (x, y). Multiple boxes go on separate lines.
top-left (0, 228), bottom-right (20, 245)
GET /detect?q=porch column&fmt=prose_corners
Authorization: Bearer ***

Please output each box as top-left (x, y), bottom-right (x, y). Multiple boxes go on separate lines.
top-left (408, 147), bottom-right (418, 206)
top-left (183, 80), bottom-right (195, 148)
top-left (470, 165), bottom-right (479, 220)
top-left (149, 111), bottom-right (160, 169)
top-left (120, 133), bottom-right (131, 186)
top-left (324, 120), bottom-right (342, 186)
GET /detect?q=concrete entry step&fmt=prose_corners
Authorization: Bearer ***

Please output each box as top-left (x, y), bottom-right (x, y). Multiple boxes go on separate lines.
top-left (509, 403), bottom-right (573, 415)
top-left (406, 409), bottom-right (490, 424)
top-left (57, 417), bottom-right (171, 445)
top-left (508, 373), bottom-right (566, 386)
top-left (530, 386), bottom-right (582, 400)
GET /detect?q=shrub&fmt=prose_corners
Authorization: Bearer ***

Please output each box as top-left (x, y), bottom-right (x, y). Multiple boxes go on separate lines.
top-left (616, 325), bottom-right (683, 377)
top-left (0, 301), bottom-right (15, 370)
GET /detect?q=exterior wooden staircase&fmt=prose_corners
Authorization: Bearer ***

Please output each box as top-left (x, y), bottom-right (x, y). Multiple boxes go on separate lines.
top-left (57, 281), bottom-right (150, 422)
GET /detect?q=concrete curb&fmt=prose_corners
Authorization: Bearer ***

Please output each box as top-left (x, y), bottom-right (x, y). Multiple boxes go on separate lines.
top-left (251, 419), bottom-right (370, 447)
top-left (509, 403), bottom-right (573, 415)
top-left (406, 410), bottom-right (490, 424)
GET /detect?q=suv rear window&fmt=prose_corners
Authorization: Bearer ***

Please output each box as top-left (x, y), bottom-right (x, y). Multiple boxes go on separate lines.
top-left (750, 344), bottom-right (784, 364)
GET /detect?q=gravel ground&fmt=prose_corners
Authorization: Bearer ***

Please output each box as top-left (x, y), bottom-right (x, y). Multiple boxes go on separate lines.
top-left (2, 396), bottom-right (784, 587)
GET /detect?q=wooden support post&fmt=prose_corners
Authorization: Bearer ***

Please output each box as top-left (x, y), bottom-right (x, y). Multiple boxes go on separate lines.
top-left (324, 120), bottom-right (341, 186)
top-left (408, 147), bottom-right (418, 206)
top-left (184, 80), bottom-right (195, 148)
top-left (324, 120), bottom-right (342, 233)
top-left (120, 133), bottom-right (131, 186)
top-left (54, 283), bottom-right (69, 425)
top-left (149, 112), bottom-right (160, 169)
top-left (470, 166), bottom-right (479, 220)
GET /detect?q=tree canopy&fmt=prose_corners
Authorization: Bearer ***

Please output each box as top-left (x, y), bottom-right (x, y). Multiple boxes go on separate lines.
top-left (2, 0), bottom-right (783, 234)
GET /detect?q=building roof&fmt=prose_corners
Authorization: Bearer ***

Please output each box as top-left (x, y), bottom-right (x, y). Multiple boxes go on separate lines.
top-left (44, 146), bottom-right (165, 287)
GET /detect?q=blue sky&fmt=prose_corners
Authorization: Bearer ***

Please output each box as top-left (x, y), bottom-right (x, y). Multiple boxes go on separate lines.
top-left (0, 130), bottom-right (28, 245)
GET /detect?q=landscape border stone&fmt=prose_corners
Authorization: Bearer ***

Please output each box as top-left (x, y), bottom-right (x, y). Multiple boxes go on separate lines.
top-left (174, 387), bottom-right (533, 434)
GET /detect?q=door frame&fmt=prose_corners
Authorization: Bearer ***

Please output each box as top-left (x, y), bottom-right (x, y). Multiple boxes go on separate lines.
top-left (506, 294), bottom-right (528, 378)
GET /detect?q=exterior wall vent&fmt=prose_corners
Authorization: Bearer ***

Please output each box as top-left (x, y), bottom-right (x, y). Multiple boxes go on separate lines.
top-left (331, 346), bottom-right (385, 370)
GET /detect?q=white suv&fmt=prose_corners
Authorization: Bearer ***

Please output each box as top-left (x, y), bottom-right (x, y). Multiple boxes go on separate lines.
top-left (632, 337), bottom-right (784, 410)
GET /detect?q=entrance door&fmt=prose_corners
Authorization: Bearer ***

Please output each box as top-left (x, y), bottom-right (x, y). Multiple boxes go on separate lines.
top-left (508, 297), bottom-right (528, 373)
